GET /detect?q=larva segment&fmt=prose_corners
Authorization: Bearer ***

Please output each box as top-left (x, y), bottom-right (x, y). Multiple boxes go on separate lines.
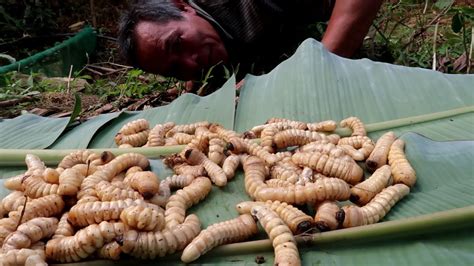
top-left (0, 191), bottom-right (24, 217)
top-left (266, 117), bottom-right (307, 130)
top-left (0, 217), bottom-right (18, 246)
top-left (79, 153), bottom-right (149, 200)
top-left (251, 205), bottom-right (301, 266)
top-left (96, 241), bottom-right (121, 260)
top-left (338, 136), bottom-right (375, 158)
top-left (53, 212), bottom-right (74, 239)
top-left (163, 174), bottom-right (195, 190)
top-left (342, 184), bottom-right (410, 228)
top-left (236, 201), bottom-right (313, 235)
top-left (0, 248), bottom-right (45, 266)
top-left (173, 163), bottom-right (207, 177)
top-left (4, 174), bottom-right (25, 191)
top-left (222, 154), bottom-right (241, 179)
top-left (295, 167), bottom-right (314, 186)
top-left (307, 120), bottom-right (337, 132)
top-left (366, 131), bottom-right (396, 172)
top-left (266, 179), bottom-right (293, 188)
top-left (270, 159), bottom-right (301, 184)
top-left (21, 174), bottom-right (59, 198)
top-left (120, 204), bottom-right (165, 231)
top-left (25, 254), bottom-right (47, 266)
top-left (164, 177), bottom-right (212, 228)
top-left (388, 139), bottom-right (417, 187)
top-left (58, 167), bottom-right (85, 196)
top-left (121, 214), bottom-right (201, 259)
top-left (260, 125), bottom-right (280, 152)
top-left (45, 221), bottom-right (126, 262)
top-left (172, 132), bottom-right (195, 144)
top-left (227, 138), bottom-right (279, 166)
top-left (43, 168), bottom-right (60, 184)
top-left (2, 217), bottom-right (58, 251)
top-left (11, 194), bottom-right (64, 223)
top-left (208, 138), bottom-right (226, 165)
top-left (291, 152), bottom-right (363, 185)
top-left (68, 199), bottom-right (144, 227)
top-left (184, 149), bottom-right (227, 187)
top-left (147, 181), bottom-right (171, 207)
top-left (242, 156), bottom-right (268, 200)
top-left (123, 171), bottom-right (160, 199)
top-left (115, 130), bottom-right (150, 147)
top-left (273, 129), bottom-right (329, 149)
top-left (58, 150), bottom-right (100, 170)
top-left (340, 117), bottom-right (366, 136)
top-left (96, 181), bottom-right (143, 201)
top-left (166, 121), bottom-right (210, 137)
top-left (145, 122), bottom-right (175, 146)
top-left (256, 178), bottom-right (351, 205)
top-left (181, 214), bottom-right (258, 263)
top-left (208, 124), bottom-right (241, 142)
top-left (297, 142), bottom-right (347, 159)
top-left (314, 201), bottom-right (342, 231)
top-left (165, 137), bottom-right (179, 146)
top-left (180, 134), bottom-right (210, 155)
top-left (118, 119), bottom-right (150, 135)
top-left (25, 154), bottom-right (46, 176)
top-left (338, 145), bottom-right (365, 161)
top-left (350, 165), bottom-right (392, 206)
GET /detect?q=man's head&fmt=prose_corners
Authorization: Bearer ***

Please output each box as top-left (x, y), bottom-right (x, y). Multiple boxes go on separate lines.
top-left (118, 0), bottom-right (228, 80)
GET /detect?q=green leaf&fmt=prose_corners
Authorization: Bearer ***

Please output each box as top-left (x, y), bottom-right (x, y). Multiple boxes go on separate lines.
top-left (452, 13), bottom-right (464, 33)
top-left (0, 114), bottom-right (70, 149)
top-left (1, 40), bottom-right (474, 265)
top-left (48, 112), bottom-right (121, 149)
top-left (88, 75), bottom-right (236, 148)
top-left (434, 0), bottom-right (454, 10)
top-left (235, 40), bottom-right (473, 141)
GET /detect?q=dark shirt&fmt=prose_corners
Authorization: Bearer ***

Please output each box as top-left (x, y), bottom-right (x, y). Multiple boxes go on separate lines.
top-left (190, 0), bottom-right (333, 75)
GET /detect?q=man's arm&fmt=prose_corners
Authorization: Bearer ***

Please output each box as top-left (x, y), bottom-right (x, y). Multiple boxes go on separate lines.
top-left (321, 0), bottom-right (384, 57)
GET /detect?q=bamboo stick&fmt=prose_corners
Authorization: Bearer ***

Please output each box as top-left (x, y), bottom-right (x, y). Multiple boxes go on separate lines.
top-left (335, 106), bottom-right (474, 136)
top-left (206, 206), bottom-right (474, 257)
top-left (0, 145), bottom-right (185, 166)
top-left (0, 106), bottom-right (472, 166)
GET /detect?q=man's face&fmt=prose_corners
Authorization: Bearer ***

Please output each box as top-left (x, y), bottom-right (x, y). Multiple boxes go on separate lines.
top-left (134, 10), bottom-right (228, 81)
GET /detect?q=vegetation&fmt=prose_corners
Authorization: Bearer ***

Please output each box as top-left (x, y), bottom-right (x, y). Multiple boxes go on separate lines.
top-left (0, 0), bottom-right (472, 119)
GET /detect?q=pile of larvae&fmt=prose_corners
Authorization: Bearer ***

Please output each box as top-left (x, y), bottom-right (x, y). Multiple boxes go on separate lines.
top-left (0, 117), bottom-right (416, 266)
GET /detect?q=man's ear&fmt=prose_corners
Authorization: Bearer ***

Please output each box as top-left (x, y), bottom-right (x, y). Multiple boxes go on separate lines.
top-left (172, 0), bottom-right (196, 14)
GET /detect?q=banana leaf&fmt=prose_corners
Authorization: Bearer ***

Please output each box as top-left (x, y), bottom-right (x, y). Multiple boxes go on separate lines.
top-left (1, 39), bottom-right (474, 265)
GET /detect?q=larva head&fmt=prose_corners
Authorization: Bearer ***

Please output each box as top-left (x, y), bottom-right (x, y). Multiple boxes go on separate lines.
top-left (242, 131), bottom-right (257, 139)
top-left (163, 154), bottom-right (186, 168)
top-left (349, 193), bottom-right (361, 205)
top-left (100, 151), bottom-right (115, 164)
top-left (114, 133), bottom-right (124, 145)
top-left (341, 206), bottom-right (363, 228)
top-left (226, 138), bottom-right (246, 154)
top-left (335, 209), bottom-right (345, 225)
top-left (315, 221), bottom-right (330, 232)
top-left (296, 220), bottom-right (314, 235)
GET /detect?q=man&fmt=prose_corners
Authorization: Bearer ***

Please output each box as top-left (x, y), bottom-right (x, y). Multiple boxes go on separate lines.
top-left (119, 0), bottom-right (383, 82)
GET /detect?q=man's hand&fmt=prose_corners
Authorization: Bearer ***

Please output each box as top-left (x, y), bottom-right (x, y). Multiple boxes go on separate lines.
top-left (322, 0), bottom-right (384, 58)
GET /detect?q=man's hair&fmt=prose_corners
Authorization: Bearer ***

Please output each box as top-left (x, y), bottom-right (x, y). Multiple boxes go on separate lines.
top-left (118, 0), bottom-right (183, 66)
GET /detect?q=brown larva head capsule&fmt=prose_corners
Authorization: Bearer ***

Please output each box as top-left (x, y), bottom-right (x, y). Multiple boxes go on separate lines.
top-left (296, 220), bottom-right (313, 234)
top-left (100, 151), bottom-right (115, 164)
top-left (315, 221), bottom-right (330, 232)
top-left (349, 194), bottom-right (360, 204)
top-left (226, 142), bottom-right (235, 152)
top-left (335, 210), bottom-right (345, 225)
top-left (243, 131), bottom-right (257, 139)
top-left (184, 149), bottom-right (193, 159)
